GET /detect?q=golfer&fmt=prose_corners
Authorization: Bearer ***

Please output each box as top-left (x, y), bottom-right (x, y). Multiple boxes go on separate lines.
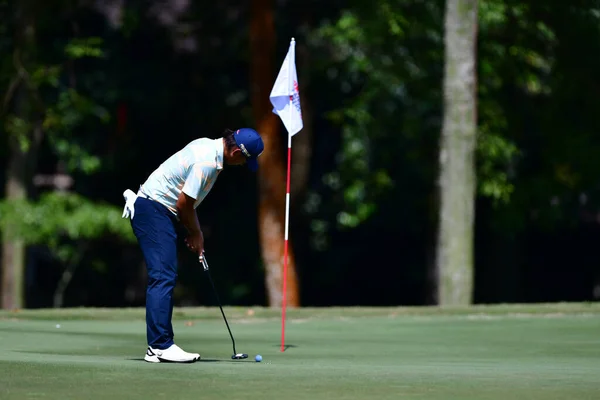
top-left (121, 128), bottom-right (264, 363)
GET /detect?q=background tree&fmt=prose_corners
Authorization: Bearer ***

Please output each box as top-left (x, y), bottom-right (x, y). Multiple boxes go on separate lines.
top-left (250, 0), bottom-right (300, 307)
top-left (0, 1), bottom-right (131, 309)
top-left (2, 0), bottom-right (43, 309)
top-left (436, 0), bottom-right (478, 305)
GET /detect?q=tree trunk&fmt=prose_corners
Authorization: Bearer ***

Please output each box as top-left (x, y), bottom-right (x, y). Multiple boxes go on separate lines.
top-left (52, 243), bottom-right (88, 308)
top-left (1, 2), bottom-right (41, 310)
top-left (250, 0), bottom-right (300, 307)
top-left (436, 0), bottom-right (478, 305)
top-left (1, 145), bottom-right (27, 309)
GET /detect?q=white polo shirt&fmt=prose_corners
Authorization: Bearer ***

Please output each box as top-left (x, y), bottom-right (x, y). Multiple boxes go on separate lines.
top-left (140, 138), bottom-right (224, 215)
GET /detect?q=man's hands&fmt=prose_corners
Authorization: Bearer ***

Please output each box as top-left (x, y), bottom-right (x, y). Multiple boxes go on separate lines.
top-left (185, 232), bottom-right (204, 257)
top-left (176, 191), bottom-right (205, 258)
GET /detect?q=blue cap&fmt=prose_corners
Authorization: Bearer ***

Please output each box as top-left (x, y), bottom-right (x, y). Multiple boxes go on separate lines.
top-left (233, 128), bottom-right (264, 171)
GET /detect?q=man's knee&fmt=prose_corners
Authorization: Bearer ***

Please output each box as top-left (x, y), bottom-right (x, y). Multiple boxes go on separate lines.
top-left (147, 270), bottom-right (178, 289)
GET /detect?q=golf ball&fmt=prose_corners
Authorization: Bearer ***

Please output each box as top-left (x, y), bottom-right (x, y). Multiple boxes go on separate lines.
top-left (255, 354), bottom-right (262, 362)
top-left (56, 324), bottom-right (61, 329)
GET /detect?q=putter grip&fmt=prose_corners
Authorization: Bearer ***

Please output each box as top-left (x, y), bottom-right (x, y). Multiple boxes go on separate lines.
top-left (200, 255), bottom-right (209, 271)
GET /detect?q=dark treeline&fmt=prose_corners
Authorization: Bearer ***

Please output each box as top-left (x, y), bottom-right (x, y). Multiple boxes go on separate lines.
top-left (1, 0), bottom-right (599, 309)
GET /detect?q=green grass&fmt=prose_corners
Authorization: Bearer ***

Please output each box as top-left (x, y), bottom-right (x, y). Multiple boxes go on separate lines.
top-left (1, 303), bottom-right (600, 400)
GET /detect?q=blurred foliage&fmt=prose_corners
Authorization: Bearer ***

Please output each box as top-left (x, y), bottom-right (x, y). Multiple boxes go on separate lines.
top-left (0, 2), bottom-right (117, 307)
top-left (308, 0), bottom-right (443, 255)
top-left (42, 37), bottom-right (109, 174)
top-left (0, 192), bottom-right (134, 262)
top-left (44, 88), bottom-right (108, 174)
top-left (310, 0), bottom-right (600, 231)
top-left (1, 0), bottom-right (599, 307)
top-left (313, 1), bottom-right (439, 229)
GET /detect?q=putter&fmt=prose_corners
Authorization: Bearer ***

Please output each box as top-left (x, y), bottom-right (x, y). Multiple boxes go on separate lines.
top-left (200, 254), bottom-right (248, 360)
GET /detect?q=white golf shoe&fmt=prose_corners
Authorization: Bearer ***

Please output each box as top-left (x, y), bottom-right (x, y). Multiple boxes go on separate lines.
top-left (144, 344), bottom-right (200, 363)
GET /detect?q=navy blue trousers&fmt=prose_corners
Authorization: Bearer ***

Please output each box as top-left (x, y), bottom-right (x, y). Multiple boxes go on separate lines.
top-left (130, 197), bottom-right (178, 350)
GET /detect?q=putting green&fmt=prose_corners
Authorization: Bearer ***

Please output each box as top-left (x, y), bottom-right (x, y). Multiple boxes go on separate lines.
top-left (1, 304), bottom-right (599, 400)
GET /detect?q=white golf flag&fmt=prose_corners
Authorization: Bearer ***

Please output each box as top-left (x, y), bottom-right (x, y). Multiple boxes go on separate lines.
top-left (270, 38), bottom-right (303, 136)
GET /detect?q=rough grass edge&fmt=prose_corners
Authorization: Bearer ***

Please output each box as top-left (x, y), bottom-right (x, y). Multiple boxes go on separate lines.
top-left (0, 302), bottom-right (599, 321)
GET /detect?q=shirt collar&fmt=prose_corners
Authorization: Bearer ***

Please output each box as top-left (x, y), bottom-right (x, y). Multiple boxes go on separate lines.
top-left (215, 138), bottom-right (224, 170)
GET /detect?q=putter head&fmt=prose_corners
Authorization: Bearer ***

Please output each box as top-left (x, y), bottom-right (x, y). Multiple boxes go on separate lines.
top-left (232, 353), bottom-right (248, 360)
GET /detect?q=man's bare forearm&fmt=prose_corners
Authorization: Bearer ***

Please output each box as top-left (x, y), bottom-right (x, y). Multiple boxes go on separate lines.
top-left (177, 205), bottom-right (201, 235)
top-left (176, 192), bottom-right (202, 235)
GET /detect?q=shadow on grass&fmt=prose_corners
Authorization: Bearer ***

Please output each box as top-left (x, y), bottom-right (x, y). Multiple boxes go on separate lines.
top-left (127, 358), bottom-right (252, 363)
top-left (198, 359), bottom-right (253, 363)
top-left (274, 344), bottom-right (298, 351)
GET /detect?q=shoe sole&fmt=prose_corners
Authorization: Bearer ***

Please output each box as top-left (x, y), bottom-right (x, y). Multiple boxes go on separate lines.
top-left (159, 357), bottom-right (199, 363)
top-left (144, 354), bottom-right (200, 363)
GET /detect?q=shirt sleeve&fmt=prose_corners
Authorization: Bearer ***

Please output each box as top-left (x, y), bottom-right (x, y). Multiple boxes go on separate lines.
top-left (182, 164), bottom-right (215, 200)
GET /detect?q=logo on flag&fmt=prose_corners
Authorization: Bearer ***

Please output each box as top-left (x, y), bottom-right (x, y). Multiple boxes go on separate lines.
top-left (270, 38), bottom-right (303, 136)
top-left (290, 81), bottom-right (301, 117)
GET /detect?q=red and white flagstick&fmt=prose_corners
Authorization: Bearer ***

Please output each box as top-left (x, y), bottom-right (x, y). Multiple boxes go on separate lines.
top-left (281, 130), bottom-right (292, 352)
top-left (281, 39), bottom-right (296, 352)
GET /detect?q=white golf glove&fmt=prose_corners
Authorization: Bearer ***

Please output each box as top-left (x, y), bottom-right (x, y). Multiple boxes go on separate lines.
top-left (122, 189), bottom-right (138, 219)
